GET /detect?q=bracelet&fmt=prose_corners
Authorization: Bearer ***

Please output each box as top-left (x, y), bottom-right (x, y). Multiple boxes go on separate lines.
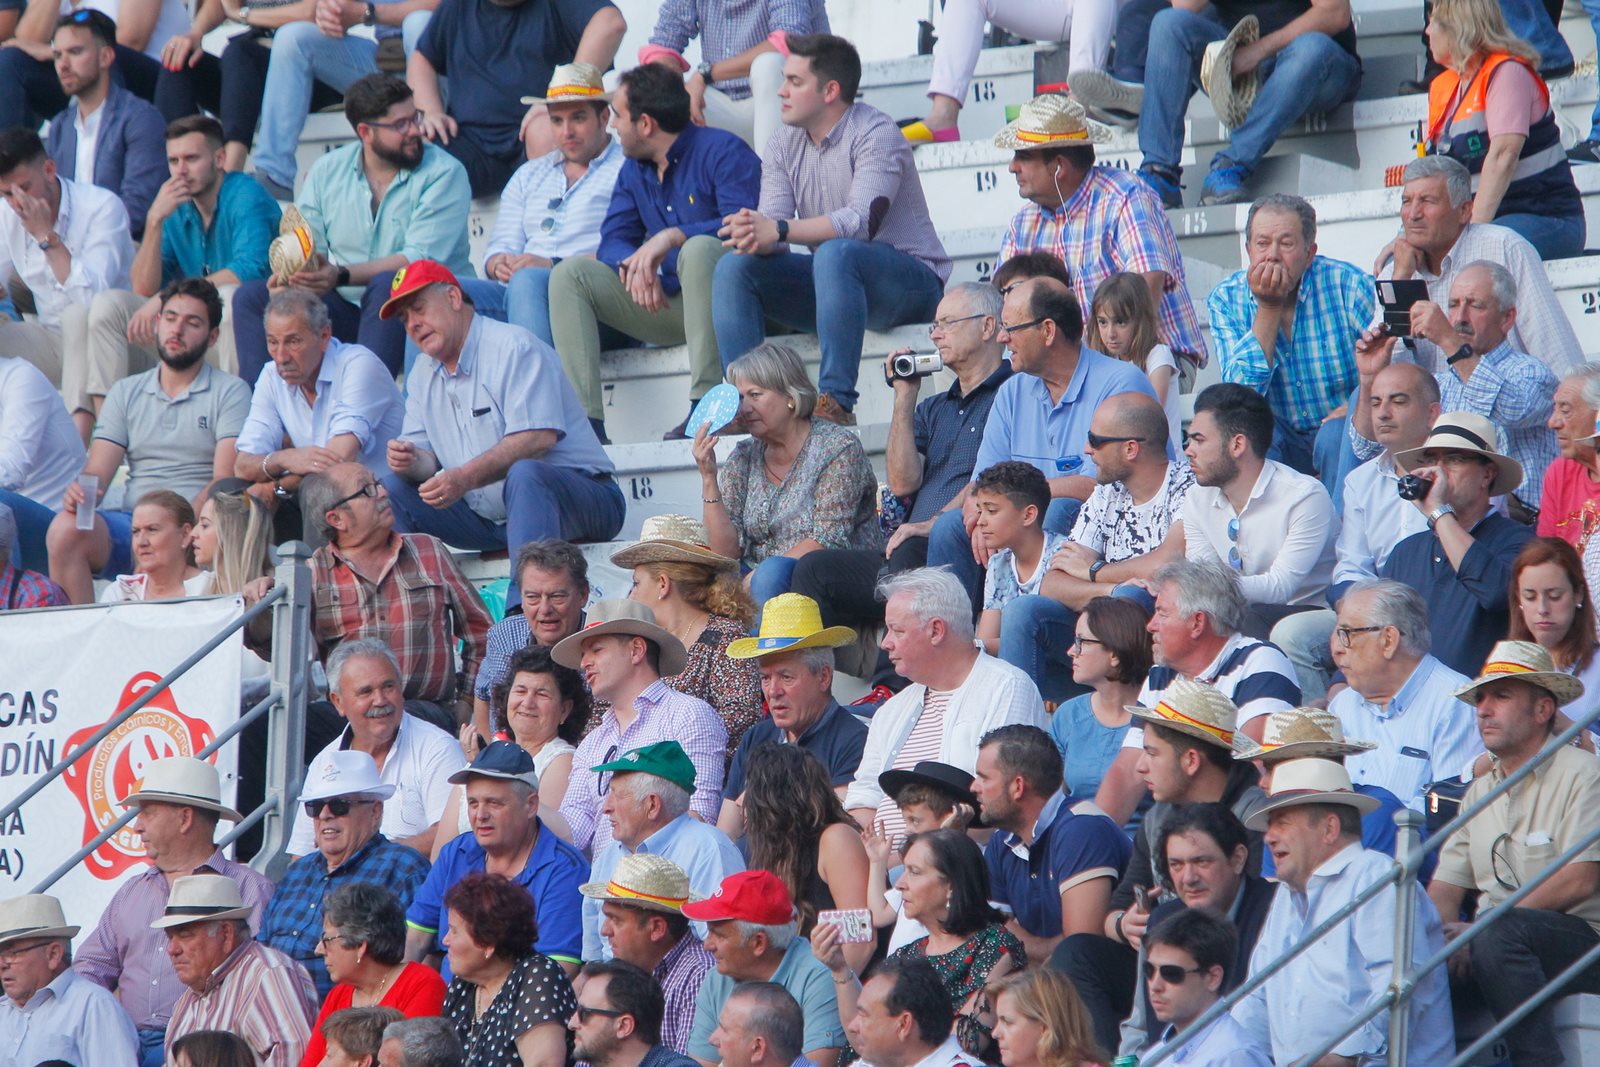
top-left (1113, 910), bottom-right (1128, 945)
top-left (262, 453), bottom-right (278, 480)
top-left (703, 497), bottom-right (722, 504)
top-left (833, 970), bottom-right (857, 985)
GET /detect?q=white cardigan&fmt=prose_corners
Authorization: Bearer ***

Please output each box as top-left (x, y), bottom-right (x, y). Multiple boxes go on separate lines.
top-left (844, 651), bottom-right (1047, 813)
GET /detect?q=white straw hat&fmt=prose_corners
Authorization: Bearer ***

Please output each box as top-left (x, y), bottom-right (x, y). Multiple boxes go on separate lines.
top-left (150, 874), bottom-right (254, 929)
top-left (1244, 758), bottom-right (1382, 830)
top-left (1234, 707), bottom-right (1377, 762)
top-left (0, 895), bottom-right (79, 945)
top-left (120, 756), bottom-right (243, 822)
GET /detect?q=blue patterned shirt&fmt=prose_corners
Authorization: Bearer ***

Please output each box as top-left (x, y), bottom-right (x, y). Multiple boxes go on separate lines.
top-left (1431, 342), bottom-right (1557, 507)
top-left (1210, 255), bottom-right (1374, 432)
top-left (484, 138), bottom-right (625, 265)
top-left (648, 0), bottom-right (828, 98)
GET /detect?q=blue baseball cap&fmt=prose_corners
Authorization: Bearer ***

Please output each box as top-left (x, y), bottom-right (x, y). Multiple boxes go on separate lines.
top-left (448, 740), bottom-right (539, 786)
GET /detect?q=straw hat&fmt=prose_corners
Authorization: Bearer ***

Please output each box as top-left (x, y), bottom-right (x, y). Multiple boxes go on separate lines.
top-left (149, 875), bottom-right (254, 929)
top-left (550, 600), bottom-right (688, 676)
top-left (579, 852), bottom-right (699, 914)
top-left (520, 62), bottom-right (612, 106)
top-left (993, 93), bottom-right (1112, 151)
top-left (298, 750), bottom-right (397, 804)
top-left (609, 514), bottom-right (738, 572)
top-left (1200, 16), bottom-right (1261, 129)
top-left (268, 205), bottom-right (315, 284)
top-left (1127, 678), bottom-right (1239, 751)
top-left (1244, 757), bottom-right (1382, 830)
top-left (1233, 707), bottom-right (1377, 762)
top-left (1453, 639), bottom-right (1585, 707)
top-left (0, 895), bottom-right (79, 945)
top-left (1393, 412), bottom-right (1524, 498)
top-left (725, 593), bottom-right (856, 660)
top-left (120, 756), bottom-right (243, 821)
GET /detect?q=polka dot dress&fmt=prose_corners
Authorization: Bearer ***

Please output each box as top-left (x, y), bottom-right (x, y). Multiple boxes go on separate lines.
top-left (444, 951), bottom-right (577, 1067)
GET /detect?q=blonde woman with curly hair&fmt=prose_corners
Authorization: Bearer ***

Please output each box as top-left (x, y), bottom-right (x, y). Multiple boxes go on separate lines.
top-left (990, 969), bottom-right (1107, 1067)
top-left (613, 515), bottom-right (763, 755)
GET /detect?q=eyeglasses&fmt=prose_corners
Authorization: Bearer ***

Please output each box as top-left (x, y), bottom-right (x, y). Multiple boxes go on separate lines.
top-left (596, 744), bottom-right (618, 796)
top-left (366, 110), bottom-right (425, 132)
top-left (928, 313), bottom-right (987, 336)
top-left (1491, 832), bottom-right (1519, 890)
top-left (523, 590), bottom-right (575, 607)
top-left (318, 933), bottom-right (345, 951)
top-left (328, 481), bottom-right (380, 510)
top-left (303, 798), bottom-right (370, 818)
top-left (999, 317), bottom-right (1048, 336)
top-left (0, 941), bottom-right (50, 964)
top-left (1086, 431), bottom-right (1146, 450)
top-left (575, 1006), bottom-right (628, 1023)
top-left (1142, 962), bottom-right (1205, 984)
top-left (1334, 625), bottom-right (1385, 648)
top-left (1071, 635), bottom-right (1103, 653)
top-left (1226, 517), bottom-right (1242, 570)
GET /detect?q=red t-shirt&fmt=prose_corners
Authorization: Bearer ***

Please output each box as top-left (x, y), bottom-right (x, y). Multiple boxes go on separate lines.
top-left (300, 961), bottom-right (447, 1067)
top-left (1538, 458), bottom-right (1600, 550)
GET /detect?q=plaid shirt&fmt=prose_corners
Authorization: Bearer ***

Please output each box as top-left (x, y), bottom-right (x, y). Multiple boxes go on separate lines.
top-left (310, 532), bottom-right (492, 704)
top-left (257, 834), bottom-right (432, 1000)
top-left (656, 934), bottom-right (715, 1054)
top-left (1211, 255), bottom-right (1374, 432)
top-left (0, 562), bottom-right (68, 610)
top-left (649, 0), bottom-right (828, 99)
top-left (474, 612), bottom-right (531, 701)
top-left (560, 679), bottom-right (727, 854)
top-left (999, 167), bottom-right (1208, 366)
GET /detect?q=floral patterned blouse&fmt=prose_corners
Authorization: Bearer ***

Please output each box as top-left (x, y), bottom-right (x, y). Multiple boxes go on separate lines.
top-left (896, 924), bottom-right (1025, 1060)
top-left (667, 613), bottom-right (764, 758)
top-left (719, 420), bottom-right (883, 568)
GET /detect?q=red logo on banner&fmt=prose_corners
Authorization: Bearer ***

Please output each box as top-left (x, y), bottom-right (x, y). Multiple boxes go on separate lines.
top-left (61, 673), bottom-right (218, 879)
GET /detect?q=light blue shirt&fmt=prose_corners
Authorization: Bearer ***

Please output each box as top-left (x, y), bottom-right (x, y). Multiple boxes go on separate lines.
top-left (401, 315), bottom-right (613, 523)
top-left (973, 347), bottom-right (1160, 484)
top-left (1155, 1012), bottom-right (1273, 1066)
top-left (484, 138), bottom-right (625, 265)
top-left (1232, 843), bottom-right (1453, 1067)
top-left (582, 810), bottom-right (745, 961)
top-left (1330, 654), bottom-right (1483, 811)
top-left (1329, 452), bottom-right (1430, 600)
top-left (235, 339), bottom-right (404, 476)
top-left (0, 965), bottom-right (139, 1067)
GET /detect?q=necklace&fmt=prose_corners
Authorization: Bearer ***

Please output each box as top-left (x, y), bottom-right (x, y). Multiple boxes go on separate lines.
top-left (671, 610), bottom-right (709, 649)
top-left (356, 962), bottom-right (404, 1006)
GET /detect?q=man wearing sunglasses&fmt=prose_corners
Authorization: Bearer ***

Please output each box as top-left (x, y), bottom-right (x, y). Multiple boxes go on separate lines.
top-left (259, 749), bottom-right (432, 998)
top-left (1142, 910), bottom-right (1269, 1065)
top-left (571, 958), bottom-right (700, 1067)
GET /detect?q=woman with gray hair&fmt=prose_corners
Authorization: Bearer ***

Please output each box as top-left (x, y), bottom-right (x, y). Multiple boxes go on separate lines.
top-left (692, 342), bottom-right (882, 609)
top-left (302, 882), bottom-right (447, 1067)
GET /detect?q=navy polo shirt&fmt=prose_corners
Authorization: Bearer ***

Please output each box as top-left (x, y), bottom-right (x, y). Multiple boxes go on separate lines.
top-left (725, 700), bottom-right (868, 797)
top-left (406, 818), bottom-right (586, 975)
top-left (985, 794), bottom-right (1132, 938)
top-left (908, 363), bottom-right (1014, 522)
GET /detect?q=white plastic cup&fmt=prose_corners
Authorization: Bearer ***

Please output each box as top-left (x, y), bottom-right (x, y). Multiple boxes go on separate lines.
top-left (74, 474), bottom-right (98, 531)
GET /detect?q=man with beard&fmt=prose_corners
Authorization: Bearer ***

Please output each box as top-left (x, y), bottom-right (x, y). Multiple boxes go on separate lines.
top-left (570, 959), bottom-right (699, 1067)
top-left (232, 74), bottom-right (476, 384)
top-left (44, 277), bottom-right (250, 604)
top-left (70, 115), bottom-right (280, 443)
top-left (43, 10), bottom-right (164, 240)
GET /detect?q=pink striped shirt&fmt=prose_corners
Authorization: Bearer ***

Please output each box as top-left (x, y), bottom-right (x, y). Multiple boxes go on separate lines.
top-left (165, 941), bottom-right (316, 1067)
top-left (874, 690), bottom-right (950, 848)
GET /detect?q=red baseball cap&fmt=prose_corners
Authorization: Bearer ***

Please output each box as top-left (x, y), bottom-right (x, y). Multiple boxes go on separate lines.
top-left (680, 870), bottom-right (794, 925)
top-left (378, 259), bottom-right (461, 320)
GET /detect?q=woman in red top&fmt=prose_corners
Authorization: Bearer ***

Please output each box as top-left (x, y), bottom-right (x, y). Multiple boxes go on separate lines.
top-left (300, 882), bottom-right (447, 1067)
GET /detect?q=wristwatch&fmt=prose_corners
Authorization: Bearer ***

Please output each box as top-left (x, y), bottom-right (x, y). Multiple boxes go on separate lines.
top-left (776, 218), bottom-right (789, 243)
top-left (336, 265), bottom-right (351, 287)
top-left (362, 2), bottom-right (376, 26)
top-left (696, 59), bottom-right (714, 82)
top-left (1427, 503), bottom-right (1456, 529)
top-left (1089, 559), bottom-right (1108, 583)
top-left (237, 3), bottom-right (251, 22)
top-left (36, 232), bottom-right (59, 252)
top-left (1445, 342), bottom-right (1474, 366)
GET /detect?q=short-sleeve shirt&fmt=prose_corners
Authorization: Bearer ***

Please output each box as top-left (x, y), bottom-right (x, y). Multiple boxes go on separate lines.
top-left (160, 171), bottom-right (280, 284)
top-left (984, 531), bottom-right (1070, 610)
top-left (94, 364), bottom-right (252, 503)
top-left (401, 316), bottom-right (612, 523)
top-left (687, 940), bottom-right (844, 1061)
top-left (908, 364), bottom-right (1013, 522)
top-left (1069, 461), bottom-right (1194, 562)
top-left (443, 952), bottom-right (576, 1067)
top-left (1539, 457), bottom-right (1600, 552)
top-left (984, 793), bottom-right (1131, 938)
top-left (724, 701), bottom-right (868, 798)
top-left (1047, 693), bottom-right (1131, 800)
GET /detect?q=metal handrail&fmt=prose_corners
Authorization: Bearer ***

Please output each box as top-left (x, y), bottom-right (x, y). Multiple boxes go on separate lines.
top-left (1141, 697), bottom-right (1600, 1067)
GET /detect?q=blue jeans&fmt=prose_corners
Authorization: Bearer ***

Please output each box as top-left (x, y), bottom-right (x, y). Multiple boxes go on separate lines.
top-left (500, 266), bottom-right (556, 347)
top-left (137, 1027), bottom-right (166, 1067)
top-left (999, 594), bottom-right (1080, 703)
top-left (928, 509), bottom-right (987, 617)
top-left (1268, 413), bottom-right (1356, 509)
top-left (1495, 212), bottom-right (1586, 260)
top-left (712, 240), bottom-right (945, 412)
top-left (1502, 0), bottom-right (1574, 73)
top-left (381, 460), bottom-right (625, 552)
top-left (0, 490), bottom-right (53, 575)
top-left (233, 273), bottom-right (407, 385)
top-left (1139, 14), bottom-right (1362, 171)
top-left (749, 556), bottom-right (800, 614)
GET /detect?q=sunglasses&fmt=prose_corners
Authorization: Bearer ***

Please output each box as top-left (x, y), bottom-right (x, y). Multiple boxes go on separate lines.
top-left (303, 798), bottom-right (370, 818)
top-left (1086, 431), bottom-right (1145, 450)
top-left (1226, 516), bottom-right (1242, 570)
top-left (575, 1006), bottom-right (628, 1023)
top-left (541, 196), bottom-right (565, 234)
top-left (596, 744), bottom-right (618, 796)
top-left (1143, 962), bottom-right (1205, 984)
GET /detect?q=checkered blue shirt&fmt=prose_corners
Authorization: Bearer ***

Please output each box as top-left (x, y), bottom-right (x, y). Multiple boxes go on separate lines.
top-left (649, 0), bottom-right (829, 99)
top-left (1210, 255), bottom-right (1374, 432)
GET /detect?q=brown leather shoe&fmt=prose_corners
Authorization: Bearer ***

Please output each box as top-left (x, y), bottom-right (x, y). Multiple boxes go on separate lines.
top-left (813, 394), bottom-right (857, 426)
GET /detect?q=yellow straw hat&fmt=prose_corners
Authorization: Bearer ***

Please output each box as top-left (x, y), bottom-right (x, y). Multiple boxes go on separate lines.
top-left (610, 514), bottom-right (739, 572)
top-left (1453, 640), bottom-right (1585, 707)
top-left (726, 593), bottom-right (857, 660)
top-left (268, 205), bottom-right (315, 284)
top-left (579, 852), bottom-right (700, 914)
top-left (1200, 16), bottom-right (1262, 129)
top-left (993, 93), bottom-right (1112, 150)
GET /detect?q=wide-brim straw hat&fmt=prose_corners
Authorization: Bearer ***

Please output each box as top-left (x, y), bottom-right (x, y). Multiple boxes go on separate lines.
top-left (1127, 677), bottom-right (1239, 751)
top-left (726, 593), bottom-right (857, 660)
top-left (550, 600), bottom-right (688, 676)
top-left (1234, 707), bottom-right (1377, 762)
top-left (1393, 412), bottom-right (1524, 498)
top-left (0, 895), bottom-right (79, 945)
top-left (610, 514), bottom-right (738, 572)
top-left (520, 61), bottom-right (612, 106)
top-left (579, 852), bottom-right (700, 914)
top-left (1245, 757), bottom-right (1383, 830)
top-left (120, 755), bottom-right (243, 821)
top-left (993, 93), bottom-right (1112, 150)
top-left (268, 205), bottom-right (315, 283)
top-left (1453, 639), bottom-right (1585, 707)
top-left (1200, 16), bottom-right (1261, 129)
top-left (150, 874), bottom-right (254, 929)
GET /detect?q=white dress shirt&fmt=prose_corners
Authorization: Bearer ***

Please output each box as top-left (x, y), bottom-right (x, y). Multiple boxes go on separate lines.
top-left (864, 1035), bottom-right (980, 1067)
top-left (1183, 459), bottom-right (1338, 606)
top-left (73, 98), bottom-right (102, 188)
top-left (1153, 1011), bottom-right (1273, 1066)
top-left (0, 175), bottom-right (132, 330)
top-left (1232, 843), bottom-right (1454, 1067)
top-left (483, 138), bottom-right (625, 264)
top-left (0, 356), bottom-right (84, 506)
top-left (235, 339), bottom-right (404, 476)
top-left (0, 966), bottom-right (138, 1067)
top-left (1332, 452), bottom-right (1430, 588)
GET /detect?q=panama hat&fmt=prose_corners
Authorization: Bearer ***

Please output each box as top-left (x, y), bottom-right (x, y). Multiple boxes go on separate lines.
top-left (1453, 640), bottom-right (1585, 707)
top-left (993, 93), bottom-right (1112, 151)
top-left (120, 756), bottom-right (243, 822)
top-left (580, 852), bottom-right (699, 914)
top-left (725, 593), bottom-right (856, 660)
top-left (1200, 16), bottom-right (1261, 129)
top-left (550, 600), bottom-right (687, 676)
top-left (1393, 412), bottom-right (1524, 498)
top-left (1233, 708), bottom-right (1377, 762)
top-left (0, 895), bottom-right (79, 945)
top-left (150, 875), bottom-right (254, 929)
top-left (298, 750), bottom-right (397, 804)
top-left (520, 62), bottom-right (612, 106)
top-left (1127, 678), bottom-right (1239, 751)
top-left (1245, 757), bottom-right (1382, 830)
top-left (609, 515), bottom-right (738, 572)
top-left (268, 204), bottom-right (315, 284)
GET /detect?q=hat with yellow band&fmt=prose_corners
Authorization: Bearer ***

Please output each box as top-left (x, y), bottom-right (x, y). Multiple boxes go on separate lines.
top-left (993, 94), bottom-right (1112, 151)
top-left (1452, 639), bottom-right (1584, 707)
top-left (580, 852), bottom-right (699, 914)
top-left (1127, 677), bottom-right (1239, 751)
top-left (521, 62), bottom-right (612, 106)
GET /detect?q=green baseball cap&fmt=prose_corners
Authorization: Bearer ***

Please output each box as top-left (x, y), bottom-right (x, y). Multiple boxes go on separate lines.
top-left (592, 740), bottom-right (697, 793)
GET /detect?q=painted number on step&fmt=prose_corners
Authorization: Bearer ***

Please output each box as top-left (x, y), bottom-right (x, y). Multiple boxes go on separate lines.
top-left (1582, 291), bottom-right (1600, 314)
top-left (1108, 157), bottom-right (1131, 171)
top-left (1303, 112), bottom-right (1328, 134)
top-left (975, 259), bottom-right (994, 282)
top-left (628, 477), bottom-right (654, 500)
top-left (970, 80), bottom-right (996, 103)
top-left (975, 170), bottom-right (999, 194)
top-left (468, 215), bottom-right (485, 240)
top-left (1182, 211), bottom-right (1209, 235)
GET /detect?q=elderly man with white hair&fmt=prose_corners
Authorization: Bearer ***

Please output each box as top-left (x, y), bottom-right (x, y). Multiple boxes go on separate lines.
top-left (1540, 363), bottom-right (1600, 550)
top-left (841, 567), bottom-right (1046, 845)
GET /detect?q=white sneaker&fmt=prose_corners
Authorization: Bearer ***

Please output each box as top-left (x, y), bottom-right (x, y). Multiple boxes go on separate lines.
top-left (1069, 69), bottom-right (1145, 116)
